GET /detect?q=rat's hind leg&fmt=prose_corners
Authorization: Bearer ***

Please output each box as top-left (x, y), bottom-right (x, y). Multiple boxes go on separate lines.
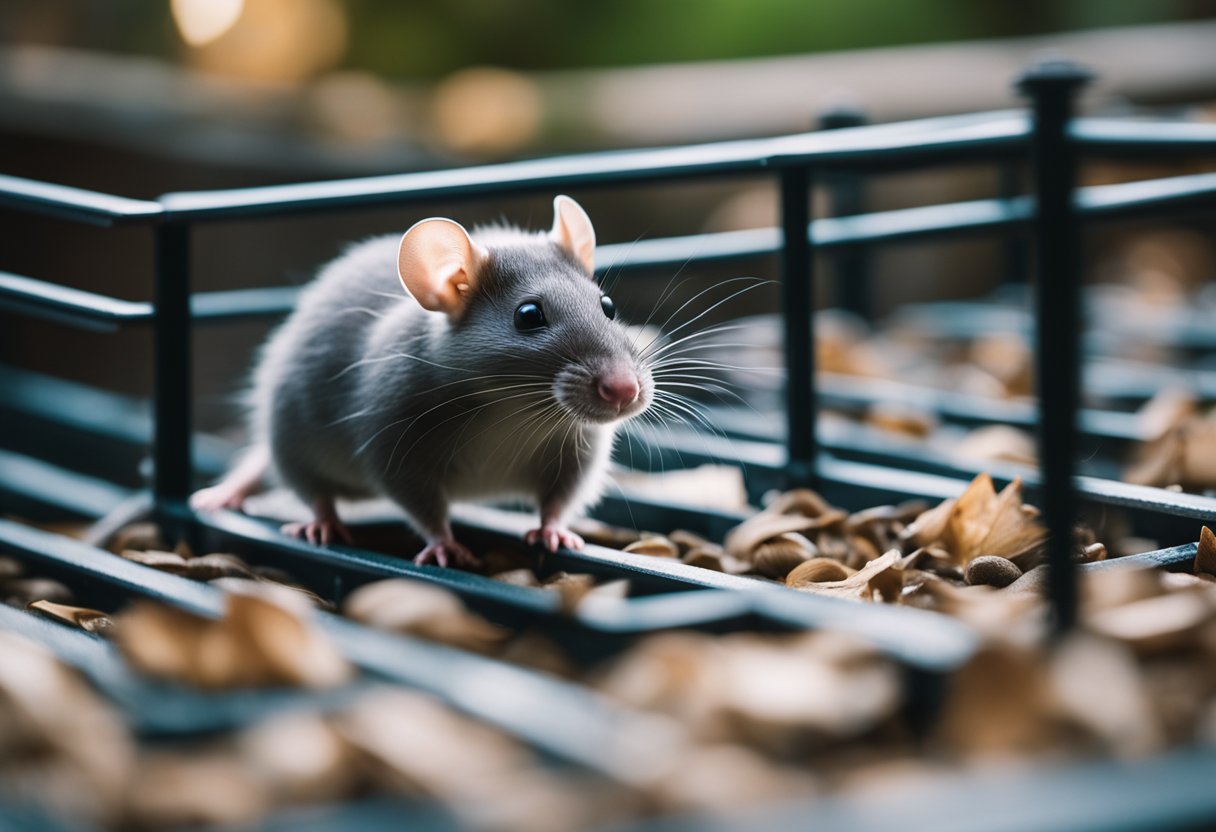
top-left (190, 445), bottom-right (270, 512)
top-left (282, 495), bottom-right (353, 546)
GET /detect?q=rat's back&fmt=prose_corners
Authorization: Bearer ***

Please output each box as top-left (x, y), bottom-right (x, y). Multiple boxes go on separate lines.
top-left (251, 234), bottom-right (419, 500)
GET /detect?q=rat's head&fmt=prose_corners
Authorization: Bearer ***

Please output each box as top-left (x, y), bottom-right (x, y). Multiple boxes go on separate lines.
top-left (397, 196), bottom-right (651, 425)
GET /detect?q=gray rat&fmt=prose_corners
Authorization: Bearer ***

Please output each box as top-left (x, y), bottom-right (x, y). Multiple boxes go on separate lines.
top-left (191, 196), bottom-right (653, 567)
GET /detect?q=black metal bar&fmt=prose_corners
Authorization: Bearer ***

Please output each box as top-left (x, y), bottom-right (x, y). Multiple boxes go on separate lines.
top-left (152, 222), bottom-right (193, 502)
top-left (1073, 117), bottom-right (1216, 155)
top-left (0, 270), bottom-right (153, 329)
top-left (780, 166), bottom-right (816, 487)
top-left (819, 105), bottom-right (872, 318)
top-left (156, 112), bottom-right (1032, 222)
top-left (5, 171), bottom-right (1216, 332)
top-left (0, 173), bottom-right (163, 226)
top-left (1018, 60), bottom-right (1092, 636)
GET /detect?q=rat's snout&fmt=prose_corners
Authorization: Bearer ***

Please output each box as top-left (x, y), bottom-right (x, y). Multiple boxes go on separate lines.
top-left (596, 370), bottom-right (640, 409)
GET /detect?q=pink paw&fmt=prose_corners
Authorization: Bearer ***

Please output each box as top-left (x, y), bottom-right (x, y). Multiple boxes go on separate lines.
top-left (413, 539), bottom-right (479, 569)
top-left (189, 485), bottom-right (246, 513)
top-left (281, 520), bottom-right (353, 547)
top-left (524, 526), bottom-right (585, 553)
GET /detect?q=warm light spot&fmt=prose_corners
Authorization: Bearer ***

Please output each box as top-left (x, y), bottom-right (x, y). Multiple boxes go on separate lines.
top-left (310, 71), bottom-right (408, 143)
top-left (433, 67), bottom-right (542, 157)
top-left (171, 0), bottom-right (245, 47)
top-left (185, 0), bottom-right (347, 85)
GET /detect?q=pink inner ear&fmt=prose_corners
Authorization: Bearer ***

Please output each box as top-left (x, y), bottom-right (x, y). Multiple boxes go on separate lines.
top-left (552, 196), bottom-right (596, 274)
top-left (398, 218), bottom-right (479, 316)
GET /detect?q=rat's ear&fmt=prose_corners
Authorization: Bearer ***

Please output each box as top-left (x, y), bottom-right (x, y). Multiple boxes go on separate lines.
top-left (549, 195), bottom-right (596, 275)
top-left (398, 218), bottom-right (483, 317)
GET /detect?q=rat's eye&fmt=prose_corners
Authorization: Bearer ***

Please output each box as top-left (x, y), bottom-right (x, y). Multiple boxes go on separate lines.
top-left (601, 295), bottom-right (616, 320)
top-left (514, 301), bottom-right (547, 331)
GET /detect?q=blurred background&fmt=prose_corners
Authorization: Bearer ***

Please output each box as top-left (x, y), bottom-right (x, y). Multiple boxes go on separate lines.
top-left (3, 0), bottom-right (1216, 435)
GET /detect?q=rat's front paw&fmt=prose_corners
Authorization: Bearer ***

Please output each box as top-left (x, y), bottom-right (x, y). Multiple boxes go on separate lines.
top-left (414, 539), bottom-right (479, 569)
top-left (282, 519), bottom-right (353, 547)
top-left (189, 485), bottom-right (247, 513)
top-left (524, 526), bottom-right (585, 553)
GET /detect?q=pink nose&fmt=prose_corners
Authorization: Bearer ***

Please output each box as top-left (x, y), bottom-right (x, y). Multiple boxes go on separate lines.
top-left (596, 372), bottom-right (640, 408)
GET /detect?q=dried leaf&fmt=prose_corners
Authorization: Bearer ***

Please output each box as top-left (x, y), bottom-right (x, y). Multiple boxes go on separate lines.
top-left (902, 474), bottom-right (1045, 566)
top-left (343, 579), bottom-right (506, 653)
top-left (120, 549), bottom-right (192, 574)
top-left (787, 550), bottom-right (900, 602)
top-left (0, 556), bottom-right (23, 581)
top-left (1137, 387), bottom-right (1197, 442)
top-left (955, 425), bottom-right (1037, 466)
top-left (238, 712), bottom-right (356, 803)
top-left (934, 642), bottom-right (1056, 758)
top-left (27, 600), bottom-right (114, 635)
top-left (187, 553), bottom-right (256, 580)
top-left (723, 511), bottom-right (845, 560)
top-left (1196, 526), bottom-right (1216, 576)
top-left (785, 558), bottom-right (854, 587)
top-left (126, 753), bottom-right (269, 828)
top-left (569, 518), bottom-right (642, 549)
top-left (492, 568), bottom-right (542, 587)
top-left (2, 577), bottom-right (73, 607)
top-left (752, 534), bottom-right (813, 579)
top-left (623, 537), bottom-right (680, 558)
top-left (1086, 590), bottom-right (1215, 653)
top-left (117, 588), bottom-right (351, 689)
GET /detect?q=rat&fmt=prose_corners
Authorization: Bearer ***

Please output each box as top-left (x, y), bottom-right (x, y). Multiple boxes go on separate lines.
top-left (190, 196), bottom-right (652, 568)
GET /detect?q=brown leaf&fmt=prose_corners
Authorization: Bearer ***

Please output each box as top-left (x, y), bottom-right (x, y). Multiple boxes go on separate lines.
top-left (27, 600), bottom-right (114, 635)
top-left (1196, 526), bottom-right (1216, 577)
top-left (785, 558), bottom-right (854, 587)
top-left (902, 474), bottom-right (1045, 566)
top-left (2, 577), bottom-right (73, 607)
top-left (787, 550), bottom-right (900, 602)
top-left (343, 579), bottom-right (506, 653)
top-left (117, 588), bottom-right (351, 689)
top-left (623, 537), bottom-right (680, 558)
top-left (1086, 589), bottom-right (1216, 653)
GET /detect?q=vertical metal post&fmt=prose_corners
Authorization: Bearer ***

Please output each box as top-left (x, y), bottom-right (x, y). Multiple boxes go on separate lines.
top-left (818, 105), bottom-right (871, 319)
top-left (153, 222), bottom-right (192, 503)
top-left (1016, 60), bottom-right (1092, 636)
top-left (780, 167), bottom-right (816, 488)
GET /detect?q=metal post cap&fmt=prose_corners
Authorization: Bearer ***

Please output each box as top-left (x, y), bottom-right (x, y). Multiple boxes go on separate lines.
top-left (1015, 59), bottom-right (1094, 94)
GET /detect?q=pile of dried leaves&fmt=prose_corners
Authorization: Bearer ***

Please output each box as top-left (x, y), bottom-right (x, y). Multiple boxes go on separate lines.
top-left (116, 583), bottom-right (352, 690)
top-left (596, 473), bottom-right (1106, 612)
top-left (0, 632), bottom-right (633, 831)
top-left (1126, 388), bottom-right (1216, 492)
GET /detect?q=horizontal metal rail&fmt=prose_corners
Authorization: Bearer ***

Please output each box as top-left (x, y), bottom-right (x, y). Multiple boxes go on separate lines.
top-left (2, 114), bottom-right (1213, 229)
top-left (5, 170), bottom-right (1215, 331)
top-left (0, 172), bottom-right (162, 226)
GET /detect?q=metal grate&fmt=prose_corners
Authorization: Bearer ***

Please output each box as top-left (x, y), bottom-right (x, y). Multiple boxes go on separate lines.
top-left (4, 59), bottom-right (1216, 829)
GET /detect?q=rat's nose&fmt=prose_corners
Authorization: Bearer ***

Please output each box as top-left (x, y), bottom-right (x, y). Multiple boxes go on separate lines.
top-left (596, 371), bottom-right (640, 409)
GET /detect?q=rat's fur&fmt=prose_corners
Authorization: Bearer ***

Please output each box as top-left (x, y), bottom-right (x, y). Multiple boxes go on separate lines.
top-left (229, 218), bottom-right (651, 554)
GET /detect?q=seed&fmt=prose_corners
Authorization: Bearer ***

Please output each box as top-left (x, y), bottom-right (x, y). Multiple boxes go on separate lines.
top-left (964, 555), bottom-right (1023, 588)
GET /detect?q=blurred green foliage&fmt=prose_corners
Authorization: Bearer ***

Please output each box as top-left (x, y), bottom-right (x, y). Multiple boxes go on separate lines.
top-left (341, 0), bottom-right (1206, 78)
top-left (3, 0), bottom-right (1212, 80)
